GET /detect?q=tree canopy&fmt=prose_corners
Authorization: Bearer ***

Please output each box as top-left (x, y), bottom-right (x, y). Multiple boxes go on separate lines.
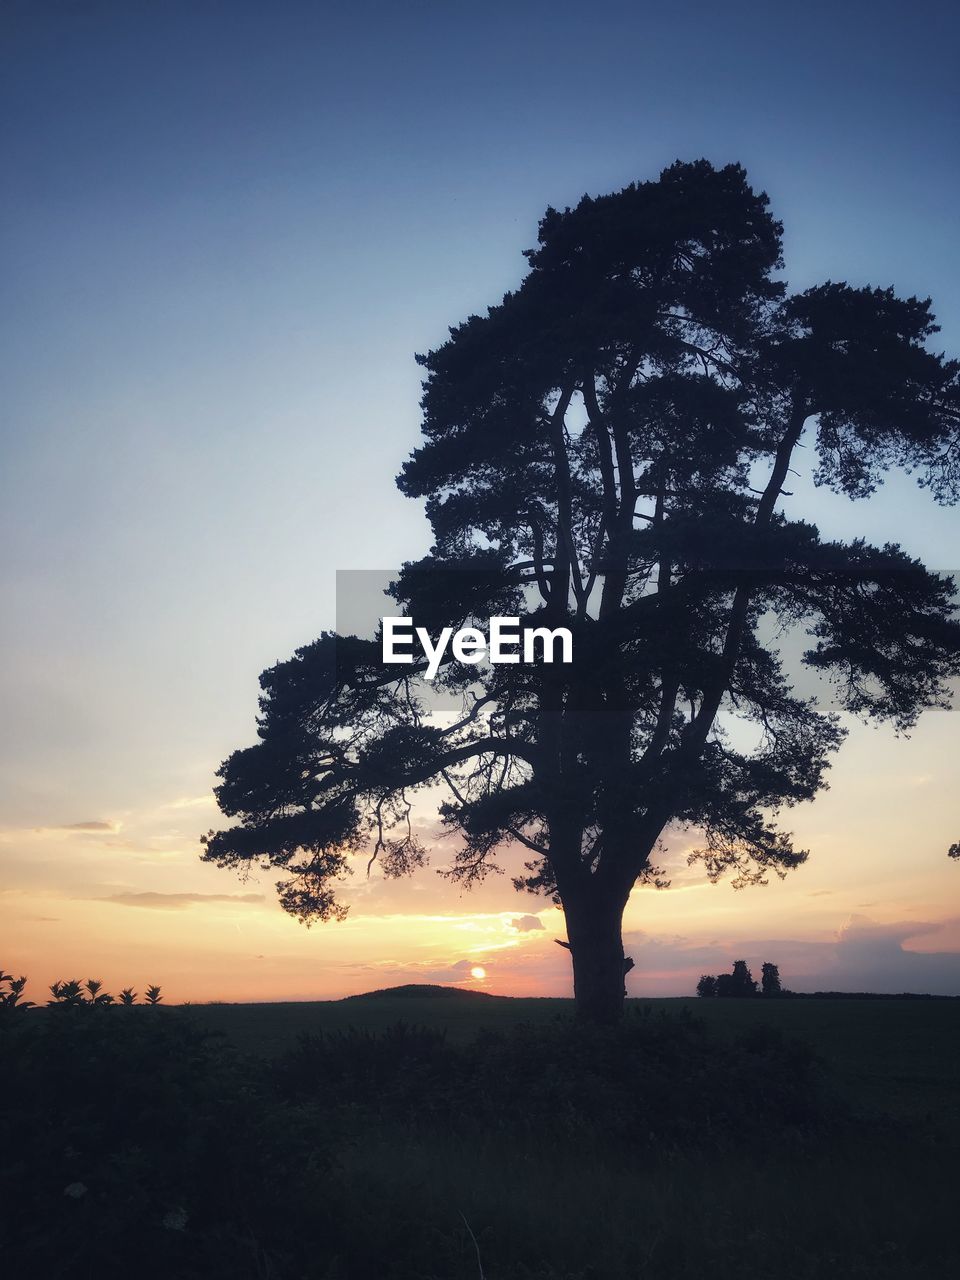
top-left (203, 160), bottom-right (960, 1020)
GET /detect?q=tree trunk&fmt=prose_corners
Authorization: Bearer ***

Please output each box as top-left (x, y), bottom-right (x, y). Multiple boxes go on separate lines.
top-left (563, 892), bottom-right (629, 1024)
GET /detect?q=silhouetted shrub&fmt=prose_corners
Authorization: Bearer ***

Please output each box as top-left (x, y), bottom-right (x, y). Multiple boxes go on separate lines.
top-left (0, 970), bottom-right (32, 1012)
top-left (0, 1006), bottom-right (340, 1278)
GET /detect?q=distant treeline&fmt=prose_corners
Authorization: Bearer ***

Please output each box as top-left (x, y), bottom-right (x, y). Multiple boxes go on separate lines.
top-left (697, 961), bottom-right (782, 998)
top-left (696, 967), bottom-right (957, 998)
top-left (695, 963), bottom-right (957, 1000)
top-left (776, 991), bottom-right (959, 1000)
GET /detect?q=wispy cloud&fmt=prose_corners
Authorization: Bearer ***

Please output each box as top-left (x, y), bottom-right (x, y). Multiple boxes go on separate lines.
top-left (59, 820), bottom-right (119, 832)
top-left (102, 892), bottom-right (266, 911)
top-left (350, 958), bottom-right (485, 985)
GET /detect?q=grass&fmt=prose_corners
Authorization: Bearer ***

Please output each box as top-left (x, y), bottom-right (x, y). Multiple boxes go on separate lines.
top-left (685, 995), bottom-right (960, 1128)
top-left (333, 1127), bottom-right (957, 1279)
top-left (191, 993), bottom-right (559, 1054)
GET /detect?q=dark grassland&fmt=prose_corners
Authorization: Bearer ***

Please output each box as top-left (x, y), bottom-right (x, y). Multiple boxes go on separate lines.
top-left (2, 994), bottom-right (957, 1279)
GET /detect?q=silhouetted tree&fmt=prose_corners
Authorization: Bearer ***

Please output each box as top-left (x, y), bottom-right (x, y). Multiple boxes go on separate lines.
top-left (145, 985), bottom-right (163, 1006)
top-left (761, 961), bottom-right (783, 997)
top-left (202, 160), bottom-right (960, 1022)
top-left (715, 960), bottom-right (758, 998)
top-left (696, 974), bottom-right (718, 998)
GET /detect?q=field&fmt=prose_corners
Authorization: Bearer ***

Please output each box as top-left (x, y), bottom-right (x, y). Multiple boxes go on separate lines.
top-left (185, 992), bottom-right (960, 1278)
top-left (194, 991), bottom-right (960, 1127)
top-left (3, 991), bottom-right (958, 1279)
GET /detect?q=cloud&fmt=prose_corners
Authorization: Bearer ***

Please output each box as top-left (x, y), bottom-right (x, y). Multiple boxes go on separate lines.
top-left (348, 957), bottom-right (486, 985)
top-left (609, 915), bottom-right (960, 996)
top-left (59, 821), bottom-right (118, 832)
top-left (102, 892), bottom-right (266, 911)
top-left (834, 915), bottom-right (950, 951)
top-left (804, 915), bottom-right (960, 994)
top-left (508, 914), bottom-right (546, 932)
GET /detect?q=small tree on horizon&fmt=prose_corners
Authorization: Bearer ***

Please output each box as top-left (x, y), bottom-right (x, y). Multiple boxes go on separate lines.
top-left (761, 961), bottom-right (783, 997)
top-left (202, 160), bottom-right (960, 1023)
top-left (716, 959), bottom-right (759, 998)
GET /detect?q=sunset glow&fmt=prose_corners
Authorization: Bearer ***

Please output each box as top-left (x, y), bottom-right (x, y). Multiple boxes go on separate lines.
top-left (2, 700), bottom-right (958, 1002)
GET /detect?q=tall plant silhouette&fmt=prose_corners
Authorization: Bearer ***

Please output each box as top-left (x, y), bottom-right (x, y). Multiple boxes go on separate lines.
top-left (203, 161), bottom-right (960, 1021)
top-left (0, 970), bottom-right (33, 1011)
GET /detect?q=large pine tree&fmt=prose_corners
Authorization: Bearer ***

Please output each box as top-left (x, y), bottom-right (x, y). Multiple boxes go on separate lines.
top-left (203, 161), bottom-right (960, 1021)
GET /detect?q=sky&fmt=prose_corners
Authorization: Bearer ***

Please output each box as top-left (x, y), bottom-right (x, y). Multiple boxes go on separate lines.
top-left (1, 0), bottom-right (959, 1002)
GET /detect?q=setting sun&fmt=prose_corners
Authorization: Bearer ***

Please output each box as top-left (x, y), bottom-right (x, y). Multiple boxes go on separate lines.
top-left (470, 966), bottom-right (486, 980)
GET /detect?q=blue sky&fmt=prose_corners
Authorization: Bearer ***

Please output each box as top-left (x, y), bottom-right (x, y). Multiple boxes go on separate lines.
top-left (1, 1), bottom-right (958, 997)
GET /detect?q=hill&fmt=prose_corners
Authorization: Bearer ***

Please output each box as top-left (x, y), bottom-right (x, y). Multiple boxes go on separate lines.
top-left (340, 982), bottom-right (503, 1001)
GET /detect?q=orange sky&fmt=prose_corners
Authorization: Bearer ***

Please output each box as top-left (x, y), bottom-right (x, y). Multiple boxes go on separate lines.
top-left (3, 701), bottom-right (958, 1003)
